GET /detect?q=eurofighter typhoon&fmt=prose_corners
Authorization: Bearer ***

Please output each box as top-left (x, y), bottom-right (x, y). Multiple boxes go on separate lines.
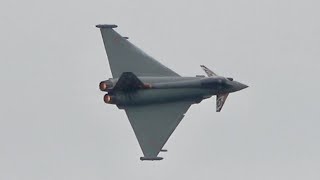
top-left (96, 24), bottom-right (248, 161)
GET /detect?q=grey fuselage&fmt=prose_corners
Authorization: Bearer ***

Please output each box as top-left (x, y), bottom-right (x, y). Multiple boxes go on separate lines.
top-left (102, 76), bottom-right (248, 108)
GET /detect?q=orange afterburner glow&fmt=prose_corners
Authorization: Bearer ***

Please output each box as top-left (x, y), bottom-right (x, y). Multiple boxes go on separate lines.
top-left (104, 94), bottom-right (112, 104)
top-left (99, 81), bottom-right (108, 91)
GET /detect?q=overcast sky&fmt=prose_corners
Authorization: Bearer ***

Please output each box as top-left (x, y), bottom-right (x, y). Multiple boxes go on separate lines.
top-left (1, 0), bottom-right (320, 179)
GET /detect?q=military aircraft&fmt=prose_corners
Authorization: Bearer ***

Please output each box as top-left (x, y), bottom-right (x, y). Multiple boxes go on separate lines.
top-left (96, 24), bottom-right (248, 161)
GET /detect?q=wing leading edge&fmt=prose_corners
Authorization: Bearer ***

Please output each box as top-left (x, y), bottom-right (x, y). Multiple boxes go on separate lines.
top-left (124, 100), bottom-right (194, 159)
top-left (96, 25), bottom-right (179, 78)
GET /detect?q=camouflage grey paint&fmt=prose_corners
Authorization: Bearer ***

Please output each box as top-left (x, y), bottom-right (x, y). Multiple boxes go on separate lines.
top-left (96, 24), bottom-right (248, 161)
top-left (101, 76), bottom-right (247, 106)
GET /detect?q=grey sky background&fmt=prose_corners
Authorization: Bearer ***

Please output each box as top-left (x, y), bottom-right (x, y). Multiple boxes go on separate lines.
top-left (1, 0), bottom-right (320, 179)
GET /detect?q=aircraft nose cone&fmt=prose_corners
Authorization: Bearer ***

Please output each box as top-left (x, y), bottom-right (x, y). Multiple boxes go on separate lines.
top-left (232, 81), bottom-right (249, 92)
top-left (238, 82), bottom-right (249, 90)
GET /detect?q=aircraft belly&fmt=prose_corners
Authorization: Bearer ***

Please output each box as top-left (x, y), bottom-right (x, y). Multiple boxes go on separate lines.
top-left (115, 88), bottom-right (210, 106)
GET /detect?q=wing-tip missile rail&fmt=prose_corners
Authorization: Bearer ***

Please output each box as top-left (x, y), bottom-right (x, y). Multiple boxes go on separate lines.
top-left (140, 157), bottom-right (163, 161)
top-left (96, 24), bottom-right (118, 29)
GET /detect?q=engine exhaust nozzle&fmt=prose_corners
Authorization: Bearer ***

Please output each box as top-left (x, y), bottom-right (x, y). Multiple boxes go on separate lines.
top-left (99, 81), bottom-right (109, 91)
top-left (103, 94), bottom-right (115, 104)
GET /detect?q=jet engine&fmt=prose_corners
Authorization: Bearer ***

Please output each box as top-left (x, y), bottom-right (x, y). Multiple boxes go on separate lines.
top-left (99, 80), bottom-right (114, 92)
top-left (103, 94), bottom-right (116, 104)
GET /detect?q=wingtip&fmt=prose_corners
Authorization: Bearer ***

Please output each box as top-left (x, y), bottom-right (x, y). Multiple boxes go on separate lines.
top-left (140, 157), bottom-right (163, 161)
top-left (95, 24), bottom-right (118, 29)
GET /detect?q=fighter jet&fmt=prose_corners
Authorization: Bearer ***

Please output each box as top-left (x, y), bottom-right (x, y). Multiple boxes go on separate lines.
top-left (96, 24), bottom-right (248, 161)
